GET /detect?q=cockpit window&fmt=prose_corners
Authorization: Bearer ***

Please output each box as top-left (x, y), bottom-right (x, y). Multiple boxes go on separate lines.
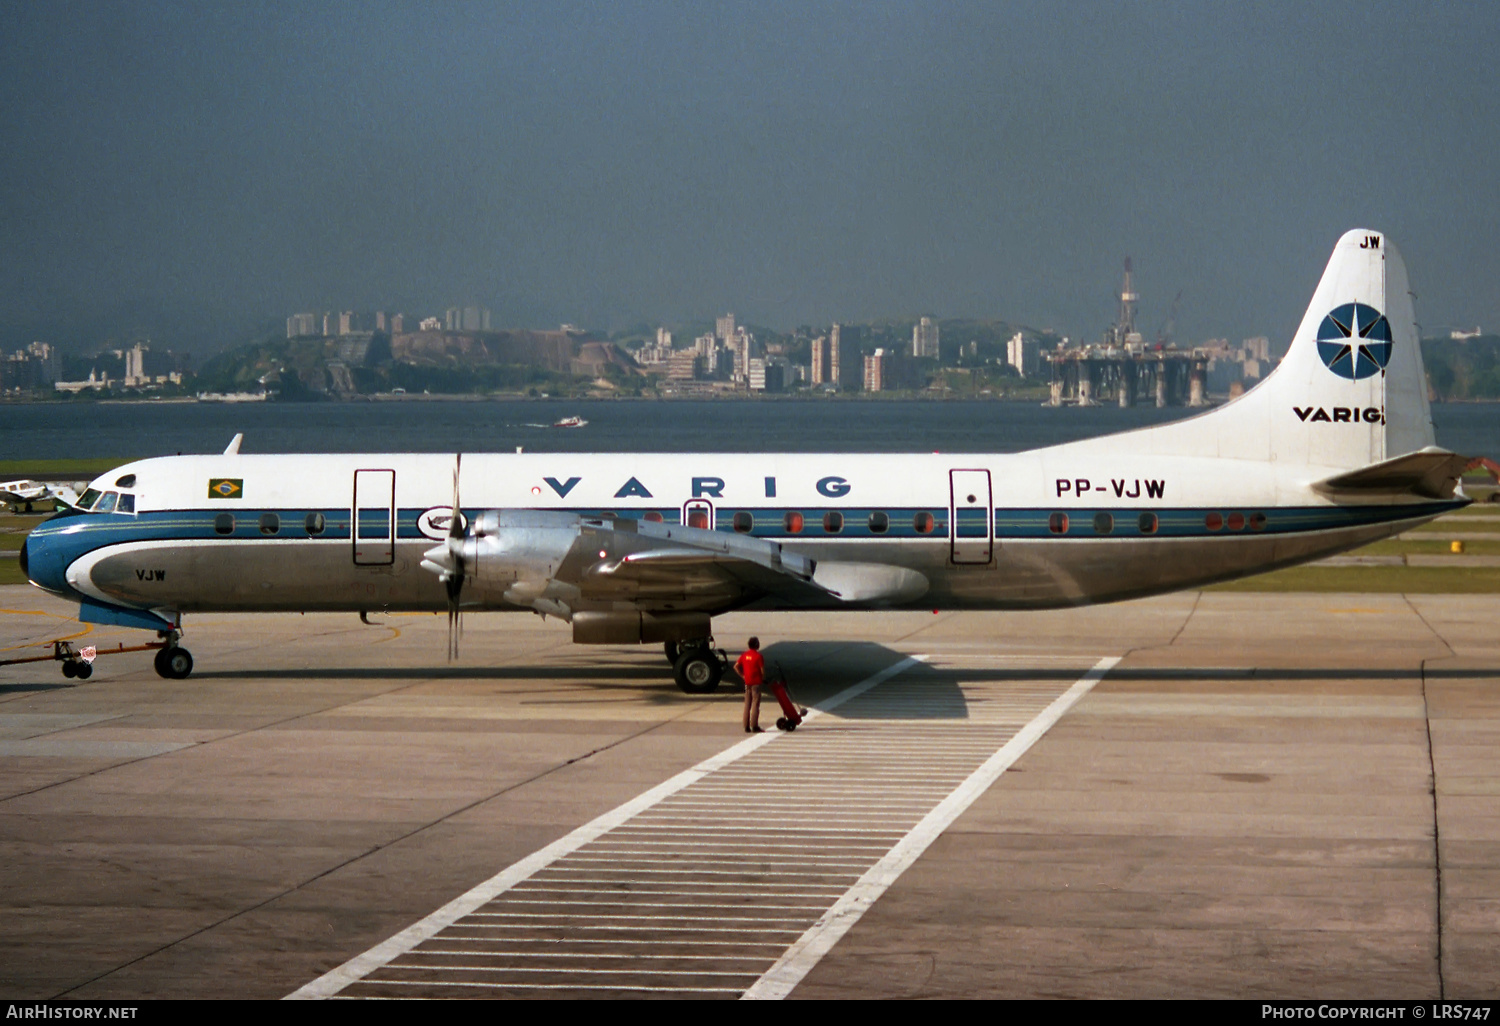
top-left (94, 491), bottom-right (118, 514)
top-left (77, 488), bottom-right (101, 510)
top-left (115, 474), bottom-right (136, 488)
top-left (116, 493), bottom-right (136, 514)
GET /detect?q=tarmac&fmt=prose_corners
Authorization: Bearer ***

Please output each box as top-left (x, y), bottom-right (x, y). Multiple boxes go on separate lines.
top-left (0, 583), bottom-right (1496, 999)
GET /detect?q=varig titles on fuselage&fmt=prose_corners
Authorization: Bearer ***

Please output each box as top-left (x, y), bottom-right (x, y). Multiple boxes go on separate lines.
top-left (528, 473), bottom-right (856, 502)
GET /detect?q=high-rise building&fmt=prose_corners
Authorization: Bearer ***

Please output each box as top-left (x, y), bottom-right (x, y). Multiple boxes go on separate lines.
top-left (445, 306), bottom-right (491, 332)
top-left (747, 358), bottom-right (784, 393)
top-left (729, 327), bottom-right (759, 381)
top-left (716, 313), bottom-right (736, 342)
top-left (286, 312), bottom-right (319, 339)
top-left (666, 350), bottom-right (701, 380)
top-left (864, 348), bottom-right (902, 392)
top-left (810, 336), bottom-right (832, 386)
top-left (338, 311), bottom-right (358, 336)
top-left (1007, 332), bottom-right (1040, 378)
top-left (124, 342), bottom-right (148, 386)
top-left (830, 323), bottom-right (864, 389)
top-left (912, 316), bottom-right (940, 359)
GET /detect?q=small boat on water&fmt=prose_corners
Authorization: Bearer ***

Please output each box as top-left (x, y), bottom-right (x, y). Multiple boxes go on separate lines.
top-left (551, 415), bottom-right (588, 428)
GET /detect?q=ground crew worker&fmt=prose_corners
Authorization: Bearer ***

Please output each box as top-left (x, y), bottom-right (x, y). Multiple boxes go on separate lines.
top-left (734, 637), bottom-right (765, 733)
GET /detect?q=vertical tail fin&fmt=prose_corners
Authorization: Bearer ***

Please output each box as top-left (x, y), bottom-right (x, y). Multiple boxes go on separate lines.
top-left (1117, 229), bottom-right (1436, 470)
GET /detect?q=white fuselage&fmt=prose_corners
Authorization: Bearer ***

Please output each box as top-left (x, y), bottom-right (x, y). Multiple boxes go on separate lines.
top-left (25, 444), bottom-right (1457, 621)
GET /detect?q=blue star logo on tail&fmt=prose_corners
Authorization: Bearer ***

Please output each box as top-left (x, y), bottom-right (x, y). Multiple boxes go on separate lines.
top-left (1316, 302), bottom-right (1392, 380)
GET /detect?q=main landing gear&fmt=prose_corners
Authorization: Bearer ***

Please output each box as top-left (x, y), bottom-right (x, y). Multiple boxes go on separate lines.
top-left (153, 631), bottom-right (193, 680)
top-left (665, 639), bottom-right (729, 695)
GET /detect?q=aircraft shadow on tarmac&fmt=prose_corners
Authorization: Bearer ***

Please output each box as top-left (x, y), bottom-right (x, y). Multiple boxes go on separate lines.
top-left (28, 635), bottom-right (1497, 713)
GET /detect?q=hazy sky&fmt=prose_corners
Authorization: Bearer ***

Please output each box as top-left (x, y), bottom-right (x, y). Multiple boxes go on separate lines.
top-left (1, 1), bottom-right (1496, 350)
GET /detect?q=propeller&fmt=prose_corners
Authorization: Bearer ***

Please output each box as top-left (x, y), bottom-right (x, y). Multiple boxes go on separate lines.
top-left (445, 453), bottom-right (466, 659)
top-left (416, 454), bottom-right (470, 659)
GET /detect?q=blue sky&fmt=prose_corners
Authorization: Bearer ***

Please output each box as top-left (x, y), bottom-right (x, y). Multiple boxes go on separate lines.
top-left (1, 1), bottom-right (1495, 348)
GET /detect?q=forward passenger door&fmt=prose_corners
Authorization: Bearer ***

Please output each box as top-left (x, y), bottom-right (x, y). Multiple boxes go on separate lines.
top-left (353, 469), bottom-right (396, 565)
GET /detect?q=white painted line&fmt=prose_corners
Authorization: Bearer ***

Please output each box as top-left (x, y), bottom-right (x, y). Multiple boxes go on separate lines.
top-left (341, 981), bottom-right (741, 993)
top-left (285, 655), bottom-right (926, 1000)
top-left (608, 824), bottom-right (910, 835)
top-left (423, 924), bottom-right (806, 934)
top-left (432, 937), bottom-right (791, 947)
top-left (386, 964), bottom-right (763, 977)
top-left (561, 855), bottom-right (874, 866)
top-left (741, 655), bottom-right (1120, 1001)
top-left (499, 879), bottom-right (850, 890)
top-left (469, 912), bottom-right (812, 923)
top-left (486, 900), bottom-right (831, 911)
top-left (415, 950), bottom-right (776, 960)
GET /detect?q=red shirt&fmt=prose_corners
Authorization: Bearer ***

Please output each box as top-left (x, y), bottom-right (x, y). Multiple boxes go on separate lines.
top-left (735, 649), bottom-right (765, 687)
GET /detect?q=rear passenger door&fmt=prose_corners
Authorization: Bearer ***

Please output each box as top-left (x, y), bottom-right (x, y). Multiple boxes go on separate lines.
top-left (949, 469), bottom-right (993, 565)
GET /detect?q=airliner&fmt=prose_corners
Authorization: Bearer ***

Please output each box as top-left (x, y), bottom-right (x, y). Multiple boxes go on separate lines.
top-left (19, 230), bottom-right (1469, 689)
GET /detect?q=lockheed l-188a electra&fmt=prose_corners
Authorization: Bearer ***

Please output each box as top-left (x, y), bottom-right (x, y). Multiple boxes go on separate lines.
top-left (18, 230), bottom-right (1471, 691)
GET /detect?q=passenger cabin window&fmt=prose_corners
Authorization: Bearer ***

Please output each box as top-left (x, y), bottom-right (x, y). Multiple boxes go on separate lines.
top-left (259, 513), bottom-right (280, 536)
top-left (305, 512), bottom-right (325, 536)
top-left (1227, 512), bottom-right (1246, 531)
top-left (214, 513), bottom-right (235, 535)
top-left (784, 511), bottom-right (804, 534)
top-left (732, 511), bottom-right (753, 533)
top-left (1205, 512), bottom-right (1224, 531)
top-left (687, 510), bottom-right (710, 529)
top-left (1093, 512), bottom-right (1113, 535)
top-left (1138, 512), bottom-right (1158, 535)
top-left (643, 511), bottom-right (664, 523)
top-left (823, 511), bottom-right (844, 534)
top-left (1249, 512), bottom-right (1267, 531)
top-left (868, 511), bottom-right (889, 534)
top-left (115, 493), bottom-right (135, 514)
top-left (77, 488), bottom-right (101, 510)
top-left (94, 491), bottom-right (118, 514)
top-left (1048, 512), bottom-right (1069, 535)
top-left (913, 512), bottom-right (934, 534)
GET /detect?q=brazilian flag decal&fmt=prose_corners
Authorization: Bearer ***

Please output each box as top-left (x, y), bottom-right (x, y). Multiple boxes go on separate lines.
top-left (208, 478), bottom-right (244, 500)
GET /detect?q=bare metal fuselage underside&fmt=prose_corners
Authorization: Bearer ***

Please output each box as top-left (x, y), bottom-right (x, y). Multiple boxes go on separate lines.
top-left (80, 514), bottom-right (1421, 617)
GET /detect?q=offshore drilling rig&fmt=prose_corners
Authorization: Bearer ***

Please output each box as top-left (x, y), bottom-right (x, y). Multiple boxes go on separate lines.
top-left (1047, 257), bottom-right (1206, 408)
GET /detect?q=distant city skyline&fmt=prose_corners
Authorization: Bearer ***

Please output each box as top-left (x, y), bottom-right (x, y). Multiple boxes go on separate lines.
top-left (2, 3), bottom-right (1496, 353)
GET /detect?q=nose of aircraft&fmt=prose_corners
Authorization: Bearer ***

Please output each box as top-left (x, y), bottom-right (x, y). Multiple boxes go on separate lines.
top-left (18, 527), bottom-right (69, 597)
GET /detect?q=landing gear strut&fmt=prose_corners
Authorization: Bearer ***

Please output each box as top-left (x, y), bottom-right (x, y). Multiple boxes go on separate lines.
top-left (672, 640), bottom-right (727, 695)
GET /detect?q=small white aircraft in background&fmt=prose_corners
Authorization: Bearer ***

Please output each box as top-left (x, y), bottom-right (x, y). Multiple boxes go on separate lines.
top-left (1, 480), bottom-right (78, 512)
top-left (19, 230), bottom-right (1470, 687)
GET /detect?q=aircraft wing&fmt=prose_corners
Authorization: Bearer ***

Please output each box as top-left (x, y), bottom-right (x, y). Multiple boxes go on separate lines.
top-left (436, 510), bottom-right (929, 615)
top-left (1311, 447), bottom-right (1469, 502)
top-left (581, 522), bottom-right (930, 609)
top-left (578, 519), bottom-right (835, 608)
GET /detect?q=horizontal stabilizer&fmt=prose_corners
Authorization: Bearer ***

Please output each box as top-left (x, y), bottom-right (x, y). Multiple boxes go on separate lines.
top-left (1311, 447), bottom-right (1468, 501)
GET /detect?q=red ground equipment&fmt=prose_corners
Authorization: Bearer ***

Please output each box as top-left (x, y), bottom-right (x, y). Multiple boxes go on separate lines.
top-left (768, 664), bottom-right (808, 732)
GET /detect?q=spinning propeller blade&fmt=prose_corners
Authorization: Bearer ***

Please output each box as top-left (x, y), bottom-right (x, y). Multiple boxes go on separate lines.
top-left (446, 454), bottom-right (464, 660)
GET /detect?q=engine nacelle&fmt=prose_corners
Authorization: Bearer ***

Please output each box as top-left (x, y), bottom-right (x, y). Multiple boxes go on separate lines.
top-left (572, 611), bottom-right (712, 645)
top-left (461, 509), bottom-right (582, 587)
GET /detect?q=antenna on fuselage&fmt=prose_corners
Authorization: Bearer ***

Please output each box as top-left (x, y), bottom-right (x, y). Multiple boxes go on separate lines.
top-left (223, 433), bottom-right (243, 455)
